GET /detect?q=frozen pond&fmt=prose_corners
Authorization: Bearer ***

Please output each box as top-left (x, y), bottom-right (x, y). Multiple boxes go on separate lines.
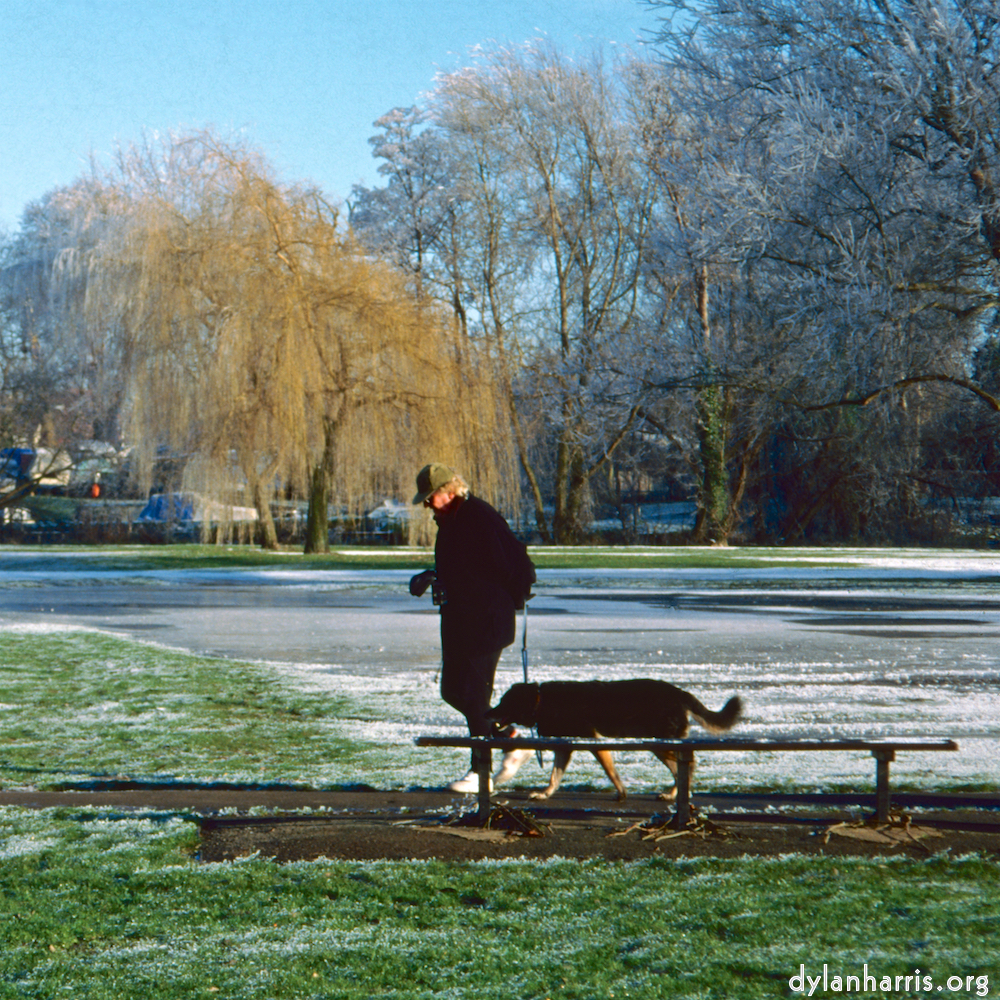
top-left (1, 550), bottom-right (998, 792)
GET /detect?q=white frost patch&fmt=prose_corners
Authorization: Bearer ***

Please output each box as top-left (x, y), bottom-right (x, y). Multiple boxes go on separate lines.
top-left (0, 622), bottom-right (107, 636)
top-left (0, 834), bottom-right (57, 859)
top-left (272, 646), bottom-right (999, 793)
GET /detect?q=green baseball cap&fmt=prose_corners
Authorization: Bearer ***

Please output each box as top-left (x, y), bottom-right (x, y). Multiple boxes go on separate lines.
top-left (412, 463), bottom-right (456, 505)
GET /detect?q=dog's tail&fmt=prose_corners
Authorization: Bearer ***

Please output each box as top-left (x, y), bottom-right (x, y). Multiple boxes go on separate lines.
top-left (684, 693), bottom-right (742, 733)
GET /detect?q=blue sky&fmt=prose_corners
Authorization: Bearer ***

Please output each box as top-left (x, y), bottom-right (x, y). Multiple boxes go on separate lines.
top-left (0, 0), bottom-right (659, 232)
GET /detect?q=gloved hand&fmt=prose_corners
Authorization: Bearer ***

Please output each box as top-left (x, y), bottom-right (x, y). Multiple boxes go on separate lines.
top-left (409, 569), bottom-right (436, 597)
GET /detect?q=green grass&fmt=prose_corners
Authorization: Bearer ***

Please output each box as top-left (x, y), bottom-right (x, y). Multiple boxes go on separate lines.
top-left (0, 631), bottom-right (373, 790)
top-left (1, 604), bottom-right (999, 996)
top-left (1, 807), bottom-right (997, 999)
top-left (0, 541), bottom-right (931, 572)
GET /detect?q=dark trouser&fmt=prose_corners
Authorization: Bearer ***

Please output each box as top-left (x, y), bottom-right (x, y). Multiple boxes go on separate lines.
top-left (441, 647), bottom-right (503, 772)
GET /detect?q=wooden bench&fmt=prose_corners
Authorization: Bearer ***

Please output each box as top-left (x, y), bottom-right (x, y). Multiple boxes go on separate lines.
top-left (414, 735), bottom-right (959, 825)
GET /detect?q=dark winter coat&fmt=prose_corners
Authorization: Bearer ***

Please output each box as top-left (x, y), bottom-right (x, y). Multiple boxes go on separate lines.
top-left (434, 495), bottom-right (535, 655)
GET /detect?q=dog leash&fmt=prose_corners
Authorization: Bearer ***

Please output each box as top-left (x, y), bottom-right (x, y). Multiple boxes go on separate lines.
top-left (521, 602), bottom-right (529, 683)
top-left (521, 602), bottom-right (544, 769)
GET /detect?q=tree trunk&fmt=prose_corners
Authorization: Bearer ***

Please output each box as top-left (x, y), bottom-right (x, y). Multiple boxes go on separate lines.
top-left (304, 464), bottom-right (330, 554)
top-left (304, 417), bottom-right (336, 555)
top-left (253, 481), bottom-right (279, 551)
top-left (508, 401), bottom-right (552, 544)
top-left (552, 440), bottom-right (590, 545)
top-left (693, 382), bottom-right (729, 544)
top-left (691, 263), bottom-right (730, 545)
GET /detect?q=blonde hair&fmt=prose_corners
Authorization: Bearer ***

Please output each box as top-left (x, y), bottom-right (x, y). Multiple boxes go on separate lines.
top-left (443, 474), bottom-right (470, 498)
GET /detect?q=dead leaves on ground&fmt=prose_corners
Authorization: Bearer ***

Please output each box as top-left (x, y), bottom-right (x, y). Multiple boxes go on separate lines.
top-left (408, 802), bottom-right (551, 842)
top-left (608, 807), bottom-right (946, 851)
top-left (608, 808), bottom-right (733, 843)
top-left (819, 810), bottom-right (943, 851)
top-left (480, 802), bottom-right (550, 837)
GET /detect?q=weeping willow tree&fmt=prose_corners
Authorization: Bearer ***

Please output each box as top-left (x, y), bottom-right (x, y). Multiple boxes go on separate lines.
top-left (66, 131), bottom-right (515, 550)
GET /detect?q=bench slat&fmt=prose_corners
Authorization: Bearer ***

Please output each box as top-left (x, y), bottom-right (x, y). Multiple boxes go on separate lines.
top-left (415, 736), bottom-right (958, 753)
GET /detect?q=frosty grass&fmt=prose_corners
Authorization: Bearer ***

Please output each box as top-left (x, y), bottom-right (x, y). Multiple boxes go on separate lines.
top-left (1, 547), bottom-right (998, 998)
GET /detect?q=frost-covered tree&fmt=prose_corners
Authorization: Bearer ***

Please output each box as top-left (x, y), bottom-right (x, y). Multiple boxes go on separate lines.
top-left (0, 182), bottom-right (130, 508)
top-left (356, 44), bottom-right (663, 543)
top-left (642, 0), bottom-right (1000, 541)
top-left (350, 107), bottom-right (471, 319)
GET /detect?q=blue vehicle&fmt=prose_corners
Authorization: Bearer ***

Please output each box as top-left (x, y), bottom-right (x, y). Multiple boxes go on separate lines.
top-left (0, 447), bottom-right (35, 483)
top-left (136, 492), bottom-right (198, 522)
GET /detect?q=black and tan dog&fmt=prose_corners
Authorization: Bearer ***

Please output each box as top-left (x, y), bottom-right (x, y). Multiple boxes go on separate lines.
top-left (486, 679), bottom-right (742, 801)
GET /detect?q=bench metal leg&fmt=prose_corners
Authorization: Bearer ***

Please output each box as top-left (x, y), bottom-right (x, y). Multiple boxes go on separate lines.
top-left (873, 749), bottom-right (895, 824)
top-left (672, 749), bottom-right (695, 827)
top-left (477, 753), bottom-right (492, 825)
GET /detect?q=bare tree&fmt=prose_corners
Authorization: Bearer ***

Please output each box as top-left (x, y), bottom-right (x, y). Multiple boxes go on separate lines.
top-left (350, 106), bottom-right (468, 309)
top-left (355, 44), bottom-right (661, 543)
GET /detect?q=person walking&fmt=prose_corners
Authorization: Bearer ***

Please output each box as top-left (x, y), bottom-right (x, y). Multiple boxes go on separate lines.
top-left (410, 463), bottom-right (535, 793)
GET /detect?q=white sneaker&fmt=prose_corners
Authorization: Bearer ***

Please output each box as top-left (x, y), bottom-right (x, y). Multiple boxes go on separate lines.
top-left (494, 748), bottom-right (533, 784)
top-left (448, 770), bottom-right (493, 794)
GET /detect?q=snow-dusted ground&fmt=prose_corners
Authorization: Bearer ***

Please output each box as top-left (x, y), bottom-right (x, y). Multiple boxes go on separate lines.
top-left (1, 548), bottom-right (998, 794)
